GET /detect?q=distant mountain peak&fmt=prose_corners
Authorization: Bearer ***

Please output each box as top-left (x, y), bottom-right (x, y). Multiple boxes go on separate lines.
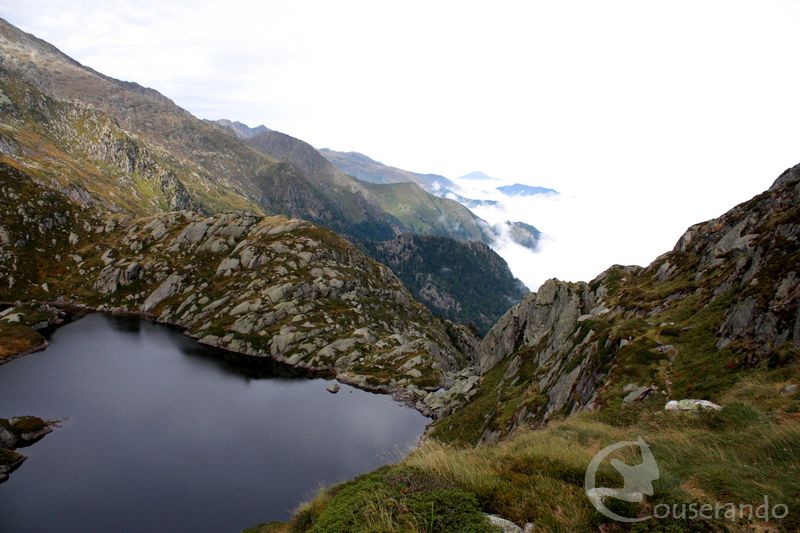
top-left (211, 119), bottom-right (270, 139)
top-left (320, 149), bottom-right (380, 165)
top-left (459, 171), bottom-right (499, 181)
top-left (496, 183), bottom-right (559, 197)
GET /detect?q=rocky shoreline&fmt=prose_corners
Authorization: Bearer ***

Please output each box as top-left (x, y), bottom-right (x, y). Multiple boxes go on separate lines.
top-left (0, 303), bottom-right (67, 366)
top-left (0, 339), bottom-right (49, 365)
top-left (2, 301), bottom-right (483, 419)
top-left (0, 416), bottom-right (56, 484)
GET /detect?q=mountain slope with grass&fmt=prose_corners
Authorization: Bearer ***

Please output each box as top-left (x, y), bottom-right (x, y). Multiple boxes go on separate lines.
top-left (319, 148), bottom-right (544, 252)
top-left (365, 234), bottom-right (529, 335)
top-left (0, 18), bottom-right (397, 242)
top-left (319, 148), bottom-right (456, 192)
top-left (259, 165), bottom-right (800, 532)
top-left (245, 129), bottom-right (491, 243)
top-left (0, 17), bottom-right (528, 330)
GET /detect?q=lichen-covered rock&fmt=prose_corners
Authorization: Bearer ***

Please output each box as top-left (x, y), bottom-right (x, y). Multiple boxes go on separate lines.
top-left (141, 274), bottom-right (183, 312)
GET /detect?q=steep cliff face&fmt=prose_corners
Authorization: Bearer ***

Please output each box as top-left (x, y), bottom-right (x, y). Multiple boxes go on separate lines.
top-left (432, 165), bottom-right (800, 445)
top-left (0, 163), bottom-right (482, 416)
top-left (479, 277), bottom-right (608, 373)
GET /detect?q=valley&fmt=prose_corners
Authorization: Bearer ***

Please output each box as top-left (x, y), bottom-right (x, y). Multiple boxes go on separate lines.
top-left (0, 13), bottom-right (798, 533)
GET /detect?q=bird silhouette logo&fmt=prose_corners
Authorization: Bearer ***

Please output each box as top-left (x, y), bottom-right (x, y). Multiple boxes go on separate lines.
top-left (584, 436), bottom-right (659, 522)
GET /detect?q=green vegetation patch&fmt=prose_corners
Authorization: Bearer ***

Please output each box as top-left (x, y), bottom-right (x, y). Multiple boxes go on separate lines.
top-left (282, 404), bottom-right (800, 532)
top-left (0, 322), bottom-right (46, 360)
top-left (256, 466), bottom-right (491, 533)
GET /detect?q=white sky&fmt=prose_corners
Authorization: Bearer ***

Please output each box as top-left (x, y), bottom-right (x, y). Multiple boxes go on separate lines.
top-left (2, 1), bottom-right (800, 289)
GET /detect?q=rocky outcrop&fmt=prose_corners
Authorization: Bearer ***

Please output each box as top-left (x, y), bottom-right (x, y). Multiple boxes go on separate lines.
top-left (0, 304), bottom-right (66, 362)
top-left (479, 277), bottom-right (612, 373)
top-left (0, 416), bottom-right (54, 484)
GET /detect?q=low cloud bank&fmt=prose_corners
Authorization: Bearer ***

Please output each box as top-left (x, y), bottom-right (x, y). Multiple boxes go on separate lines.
top-left (452, 179), bottom-right (682, 292)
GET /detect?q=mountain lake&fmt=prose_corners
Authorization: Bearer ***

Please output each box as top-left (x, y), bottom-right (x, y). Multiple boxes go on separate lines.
top-left (0, 313), bottom-right (428, 532)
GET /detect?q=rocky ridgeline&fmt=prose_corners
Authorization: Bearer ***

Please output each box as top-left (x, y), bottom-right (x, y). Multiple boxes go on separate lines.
top-left (0, 72), bottom-right (227, 215)
top-left (478, 276), bottom-right (620, 427)
top-left (0, 163), bottom-right (481, 417)
top-left (433, 165), bottom-right (800, 445)
top-left (669, 166), bottom-right (800, 353)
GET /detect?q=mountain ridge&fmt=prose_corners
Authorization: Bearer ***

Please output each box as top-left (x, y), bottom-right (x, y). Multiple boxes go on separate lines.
top-left (208, 119), bottom-right (269, 139)
top-left (496, 183), bottom-right (558, 196)
top-left (319, 148), bottom-right (456, 191)
top-left (319, 145), bottom-right (544, 253)
top-left (0, 17), bottom-right (527, 330)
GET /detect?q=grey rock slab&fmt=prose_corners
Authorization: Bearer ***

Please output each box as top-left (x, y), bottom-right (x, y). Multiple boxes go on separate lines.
top-left (141, 273), bottom-right (183, 312)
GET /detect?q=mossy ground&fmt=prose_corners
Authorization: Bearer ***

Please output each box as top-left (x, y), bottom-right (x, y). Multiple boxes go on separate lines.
top-left (0, 322), bottom-right (45, 359)
top-left (246, 466), bottom-right (494, 533)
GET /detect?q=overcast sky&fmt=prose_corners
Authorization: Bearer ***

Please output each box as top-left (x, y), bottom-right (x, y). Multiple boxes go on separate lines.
top-left (2, 1), bottom-right (799, 287)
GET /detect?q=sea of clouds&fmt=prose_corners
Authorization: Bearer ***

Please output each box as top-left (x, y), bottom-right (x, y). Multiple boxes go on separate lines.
top-left (449, 177), bottom-right (680, 292)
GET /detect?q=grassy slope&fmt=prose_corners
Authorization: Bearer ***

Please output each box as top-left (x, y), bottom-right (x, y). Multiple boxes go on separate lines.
top-left (362, 182), bottom-right (486, 242)
top-left (0, 75), bottom-right (265, 217)
top-left (253, 387), bottom-right (799, 532)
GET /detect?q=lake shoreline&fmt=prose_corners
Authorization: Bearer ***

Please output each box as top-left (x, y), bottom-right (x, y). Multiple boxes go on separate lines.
top-left (1, 299), bottom-right (469, 419)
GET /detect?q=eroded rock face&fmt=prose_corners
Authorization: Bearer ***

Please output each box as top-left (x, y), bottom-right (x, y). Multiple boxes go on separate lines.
top-left (479, 278), bottom-right (609, 373)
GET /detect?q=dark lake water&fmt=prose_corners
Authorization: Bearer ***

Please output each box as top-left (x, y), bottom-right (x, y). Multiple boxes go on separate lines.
top-left (0, 313), bottom-right (428, 532)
